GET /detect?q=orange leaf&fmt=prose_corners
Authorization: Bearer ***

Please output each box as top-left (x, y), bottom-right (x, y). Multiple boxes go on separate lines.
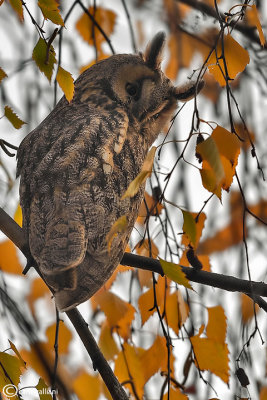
top-left (137, 269), bottom-right (153, 289)
top-left (56, 66), bottom-right (74, 102)
top-left (191, 306), bottom-right (230, 383)
top-left (141, 336), bottom-right (173, 382)
top-left (94, 291), bottom-right (135, 339)
top-left (114, 343), bottom-right (145, 398)
top-left (208, 35), bottom-right (250, 86)
top-left (72, 371), bottom-right (101, 400)
top-left (76, 7), bottom-right (116, 50)
top-left (163, 385), bottom-right (188, 399)
top-left (98, 320), bottom-right (119, 361)
top-left (165, 291), bottom-right (189, 335)
top-left (241, 293), bottom-right (259, 324)
top-left (0, 239), bottom-right (22, 274)
top-left (197, 126), bottom-right (240, 197)
top-left (46, 322), bottom-right (72, 355)
top-left (135, 238), bottom-right (159, 258)
top-left (246, 5), bottom-right (266, 46)
top-left (137, 191), bottom-right (164, 225)
top-left (14, 204), bottom-right (22, 227)
top-left (138, 275), bottom-right (166, 325)
top-left (4, 106), bottom-right (25, 129)
top-left (28, 277), bottom-right (51, 316)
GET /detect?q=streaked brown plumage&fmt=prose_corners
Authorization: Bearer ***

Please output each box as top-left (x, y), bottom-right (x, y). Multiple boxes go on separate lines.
top-left (17, 32), bottom-right (203, 311)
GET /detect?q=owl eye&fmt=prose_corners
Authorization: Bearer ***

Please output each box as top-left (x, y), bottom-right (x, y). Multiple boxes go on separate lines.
top-left (125, 82), bottom-right (139, 98)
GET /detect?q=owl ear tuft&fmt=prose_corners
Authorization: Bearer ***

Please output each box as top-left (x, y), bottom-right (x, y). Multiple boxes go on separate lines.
top-left (144, 32), bottom-right (166, 70)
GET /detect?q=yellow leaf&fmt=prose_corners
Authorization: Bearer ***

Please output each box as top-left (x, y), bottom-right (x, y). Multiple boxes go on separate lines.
top-left (0, 67), bottom-right (7, 83)
top-left (208, 35), bottom-right (250, 86)
top-left (94, 291), bottom-right (135, 339)
top-left (182, 212), bottom-right (206, 249)
top-left (197, 135), bottom-right (225, 187)
top-left (32, 38), bottom-right (57, 82)
top-left (76, 7), bottom-right (116, 49)
top-left (246, 5), bottom-right (266, 46)
top-left (8, 340), bottom-right (26, 369)
top-left (0, 239), bottom-right (22, 274)
top-left (4, 106), bottom-right (25, 129)
top-left (160, 259), bottom-right (192, 289)
top-left (38, 0), bottom-right (64, 26)
top-left (182, 210), bottom-right (197, 247)
top-left (46, 322), bottom-right (72, 355)
top-left (121, 147), bottom-right (156, 200)
top-left (72, 371), bottom-right (101, 400)
top-left (9, 0), bottom-right (23, 21)
top-left (36, 377), bottom-right (53, 400)
top-left (106, 215), bottom-right (128, 252)
top-left (14, 204), bottom-right (22, 227)
top-left (0, 352), bottom-right (22, 388)
top-left (56, 66), bottom-right (74, 102)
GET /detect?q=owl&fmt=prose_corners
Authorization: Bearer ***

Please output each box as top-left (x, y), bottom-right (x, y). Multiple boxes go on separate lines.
top-left (17, 32), bottom-right (203, 311)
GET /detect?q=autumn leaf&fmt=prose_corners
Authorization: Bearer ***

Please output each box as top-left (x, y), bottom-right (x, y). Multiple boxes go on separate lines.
top-left (135, 238), bottom-right (159, 258)
top-left (94, 291), bottom-right (136, 339)
top-left (38, 0), bottom-right (64, 26)
top-left (246, 5), bottom-right (266, 46)
top-left (165, 291), bottom-right (189, 335)
top-left (46, 322), bottom-right (72, 355)
top-left (28, 277), bottom-right (51, 317)
top-left (14, 204), bottom-right (22, 227)
top-left (0, 352), bottom-right (22, 389)
top-left (0, 239), bottom-right (22, 274)
top-left (121, 147), bottom-right (156, 200)
top-left (196, 126), bottom-right (240, 198)
top-left (36, 377), bottom-right (53, 400)
top-left (241, 293), bottom-right (259, 324)
top-left (137, 191), bottom-right (164, 225)
top-left (32, 38), bottom-right (57, 82)
top-left (9, 0), bottom-right (24, 21)
top-left (208, 35), bottom-right (250, 86)
top-left (98, 320), bottom-right (119, 360)
top-left (8, 340), bottom-right (26, 370)
top-left (76, 7), bottom-right (116, 50)
top-left (106, 215), bottom-right (128, 252)
top-left (163, 385), bottom-right (188, 400)
top-left (0, 67), bottom-right (7, 83)
top-left (160, 259), bottom-right (192, 289)
top-left (4, 106), bottom-right (25, 129)
top-left (191, 306), bottom-right (230, 383)
top-left (72, 371), bottom-right (101, 400)
top-left (182, 210), bottom-right (197, 247)
top-left (56, 66), bottom-right (74, 102)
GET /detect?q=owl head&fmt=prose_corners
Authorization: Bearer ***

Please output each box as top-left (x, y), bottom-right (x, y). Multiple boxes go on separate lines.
top-left (75, 32), bottom-right (203, 145)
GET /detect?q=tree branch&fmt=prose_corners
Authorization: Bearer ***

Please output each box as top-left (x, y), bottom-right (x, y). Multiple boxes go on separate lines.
top-left (177, 0), bottom-right (267, 49)
top-left (0, 208), bottom-right (128, 400)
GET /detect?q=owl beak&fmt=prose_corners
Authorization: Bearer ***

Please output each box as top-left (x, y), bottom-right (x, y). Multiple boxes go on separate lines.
top-left (173, 80), bottom-right (204, 102)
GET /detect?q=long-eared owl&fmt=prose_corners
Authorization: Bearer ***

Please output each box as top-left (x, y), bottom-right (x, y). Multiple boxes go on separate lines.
top-left (17, 32), bottom-right (203, 311)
